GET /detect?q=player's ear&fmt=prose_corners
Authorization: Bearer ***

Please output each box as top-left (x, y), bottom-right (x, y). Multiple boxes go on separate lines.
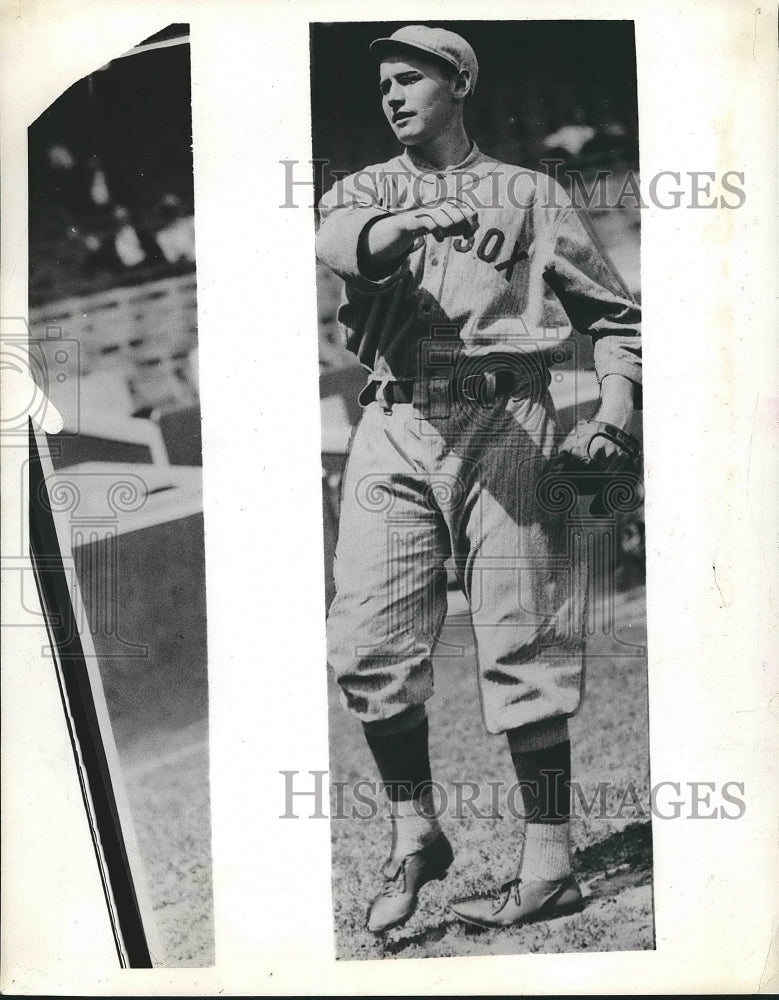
top-left (452, 69), bottom-right (472, 102)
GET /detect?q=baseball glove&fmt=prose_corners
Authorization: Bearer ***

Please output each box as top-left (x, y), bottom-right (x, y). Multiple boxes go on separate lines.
top-left (539, 419), bottom-right (643, 516)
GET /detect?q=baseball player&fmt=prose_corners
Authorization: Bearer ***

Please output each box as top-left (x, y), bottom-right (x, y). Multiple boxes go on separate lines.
top-left (315, 25), bottom-right (642, 935)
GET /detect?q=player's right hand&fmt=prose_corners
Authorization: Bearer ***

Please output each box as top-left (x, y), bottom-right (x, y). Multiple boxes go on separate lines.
top-left (400, 198), bottom-right (479, 242)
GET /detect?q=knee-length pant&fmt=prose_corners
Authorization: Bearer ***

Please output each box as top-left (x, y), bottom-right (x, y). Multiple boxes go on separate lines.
top-left (326, 385), bottom-right (587, 735)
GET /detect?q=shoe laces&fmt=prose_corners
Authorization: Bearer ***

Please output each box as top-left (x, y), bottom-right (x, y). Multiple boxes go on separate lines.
top-left (494, 877), bottom-right (522, 908)
top-left (379, 860), bottom-right (407, 898)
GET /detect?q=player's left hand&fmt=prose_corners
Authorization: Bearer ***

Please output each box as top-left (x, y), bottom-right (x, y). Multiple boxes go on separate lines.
top-left (547, 419), bottom-right (642, 488)
top-left (542, 419), bottom-right (643, 516)
top-left (581, 422), bottom-right (628, 464)
top-left (402, 196), bottom-right (479, 242)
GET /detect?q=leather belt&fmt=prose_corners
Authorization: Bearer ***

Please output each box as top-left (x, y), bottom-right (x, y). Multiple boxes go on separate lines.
top-left (374, 380), bottom-right (414, 406)
top-left (363, 360), bottom-right (549, 410)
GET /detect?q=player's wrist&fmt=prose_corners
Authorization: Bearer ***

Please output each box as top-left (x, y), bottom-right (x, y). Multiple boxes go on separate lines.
top-left (595, 374), bottom-right (636, 429)
top-left (592, 407), bottom-right (632, 432)
top-left (358, 215), bottom-right (415, 278)
top-left (393, 211), bottom-right (426, 240)
top-left (375, 215), bottom-right (416, 251)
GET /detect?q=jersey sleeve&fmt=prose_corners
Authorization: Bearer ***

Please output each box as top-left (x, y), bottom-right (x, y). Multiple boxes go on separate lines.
top-left (539, 182), bottom-right (642, 394)
top-left (315, 170), bottom-right (407, 294)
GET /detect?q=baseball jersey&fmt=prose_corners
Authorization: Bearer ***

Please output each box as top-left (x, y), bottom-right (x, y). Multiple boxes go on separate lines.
top-left (315, 142), bottom-right (641, 391)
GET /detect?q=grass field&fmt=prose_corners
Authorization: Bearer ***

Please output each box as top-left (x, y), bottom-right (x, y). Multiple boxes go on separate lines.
top-left (328, 583), bottom-right (653, 960)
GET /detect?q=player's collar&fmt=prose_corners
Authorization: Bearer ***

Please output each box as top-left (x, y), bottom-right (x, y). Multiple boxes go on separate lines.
top-left (399, 141), bottom-right (486, 176)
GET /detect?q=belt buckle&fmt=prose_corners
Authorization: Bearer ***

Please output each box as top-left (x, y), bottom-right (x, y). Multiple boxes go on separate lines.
top-left (376, 376), bottom-right (393, 412)
top-left (461, 371), bottom-right (499, 406)
top-left (461, 373), bottom-right (480, 404)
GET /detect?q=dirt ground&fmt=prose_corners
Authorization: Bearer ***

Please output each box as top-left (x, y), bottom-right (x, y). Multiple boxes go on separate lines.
top-left (328, 583), bottom-right (654, 961)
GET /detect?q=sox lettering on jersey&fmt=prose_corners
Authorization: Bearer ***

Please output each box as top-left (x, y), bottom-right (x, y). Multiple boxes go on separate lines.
top-left (412, 227), bottom-right (530, 282)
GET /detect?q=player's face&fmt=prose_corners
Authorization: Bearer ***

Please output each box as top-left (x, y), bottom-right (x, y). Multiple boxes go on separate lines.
top-left (379, 54), bottom-right (459, 146)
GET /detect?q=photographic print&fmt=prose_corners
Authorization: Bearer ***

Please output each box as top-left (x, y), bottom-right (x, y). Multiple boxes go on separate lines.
top-left (2, 2), bottom-right (776, 993)
top-left (27, 24), bottom-right (213, 967)
top-left (313, 19), bottom-right (652, 960)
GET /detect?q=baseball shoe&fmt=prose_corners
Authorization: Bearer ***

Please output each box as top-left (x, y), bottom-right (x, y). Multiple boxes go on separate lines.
top-left (365, 831), bottom-right (454, 935)
top-left (449, 872), bottom-right (583, 929)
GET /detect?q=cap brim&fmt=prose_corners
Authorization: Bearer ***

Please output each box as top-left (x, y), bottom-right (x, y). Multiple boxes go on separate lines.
top-left (369, 37), bottom-right (460, 75)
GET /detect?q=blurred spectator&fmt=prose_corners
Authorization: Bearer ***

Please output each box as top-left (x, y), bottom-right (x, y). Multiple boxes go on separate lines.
top-left (579, 117), bottom-right (635, 162)
top-left (47, 143), bottom-right (76, 171)
top-left (542, 107), bottom-right (596, 160)
top-left (38, 143), bottom-right (81, 222)
top-left (112, 205), bottom-right (147, 268)
top-left (71, 222), bottom-right (115, 278)
top-left (87, 154), bottom-right (112, 208)
top-left (154, 193), bottom-right (196, 265)
top-left (81, 230), bottom-right (105, 260)
top-left (74, 206), bottom-right (158, 278)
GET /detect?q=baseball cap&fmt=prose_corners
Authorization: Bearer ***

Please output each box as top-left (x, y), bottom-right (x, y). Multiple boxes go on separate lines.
top-left (370, 25), bottom-right (479, 94)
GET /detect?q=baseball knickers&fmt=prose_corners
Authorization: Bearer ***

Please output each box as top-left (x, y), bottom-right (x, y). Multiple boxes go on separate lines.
top-left (326, 378), bottom-right (588, 735)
